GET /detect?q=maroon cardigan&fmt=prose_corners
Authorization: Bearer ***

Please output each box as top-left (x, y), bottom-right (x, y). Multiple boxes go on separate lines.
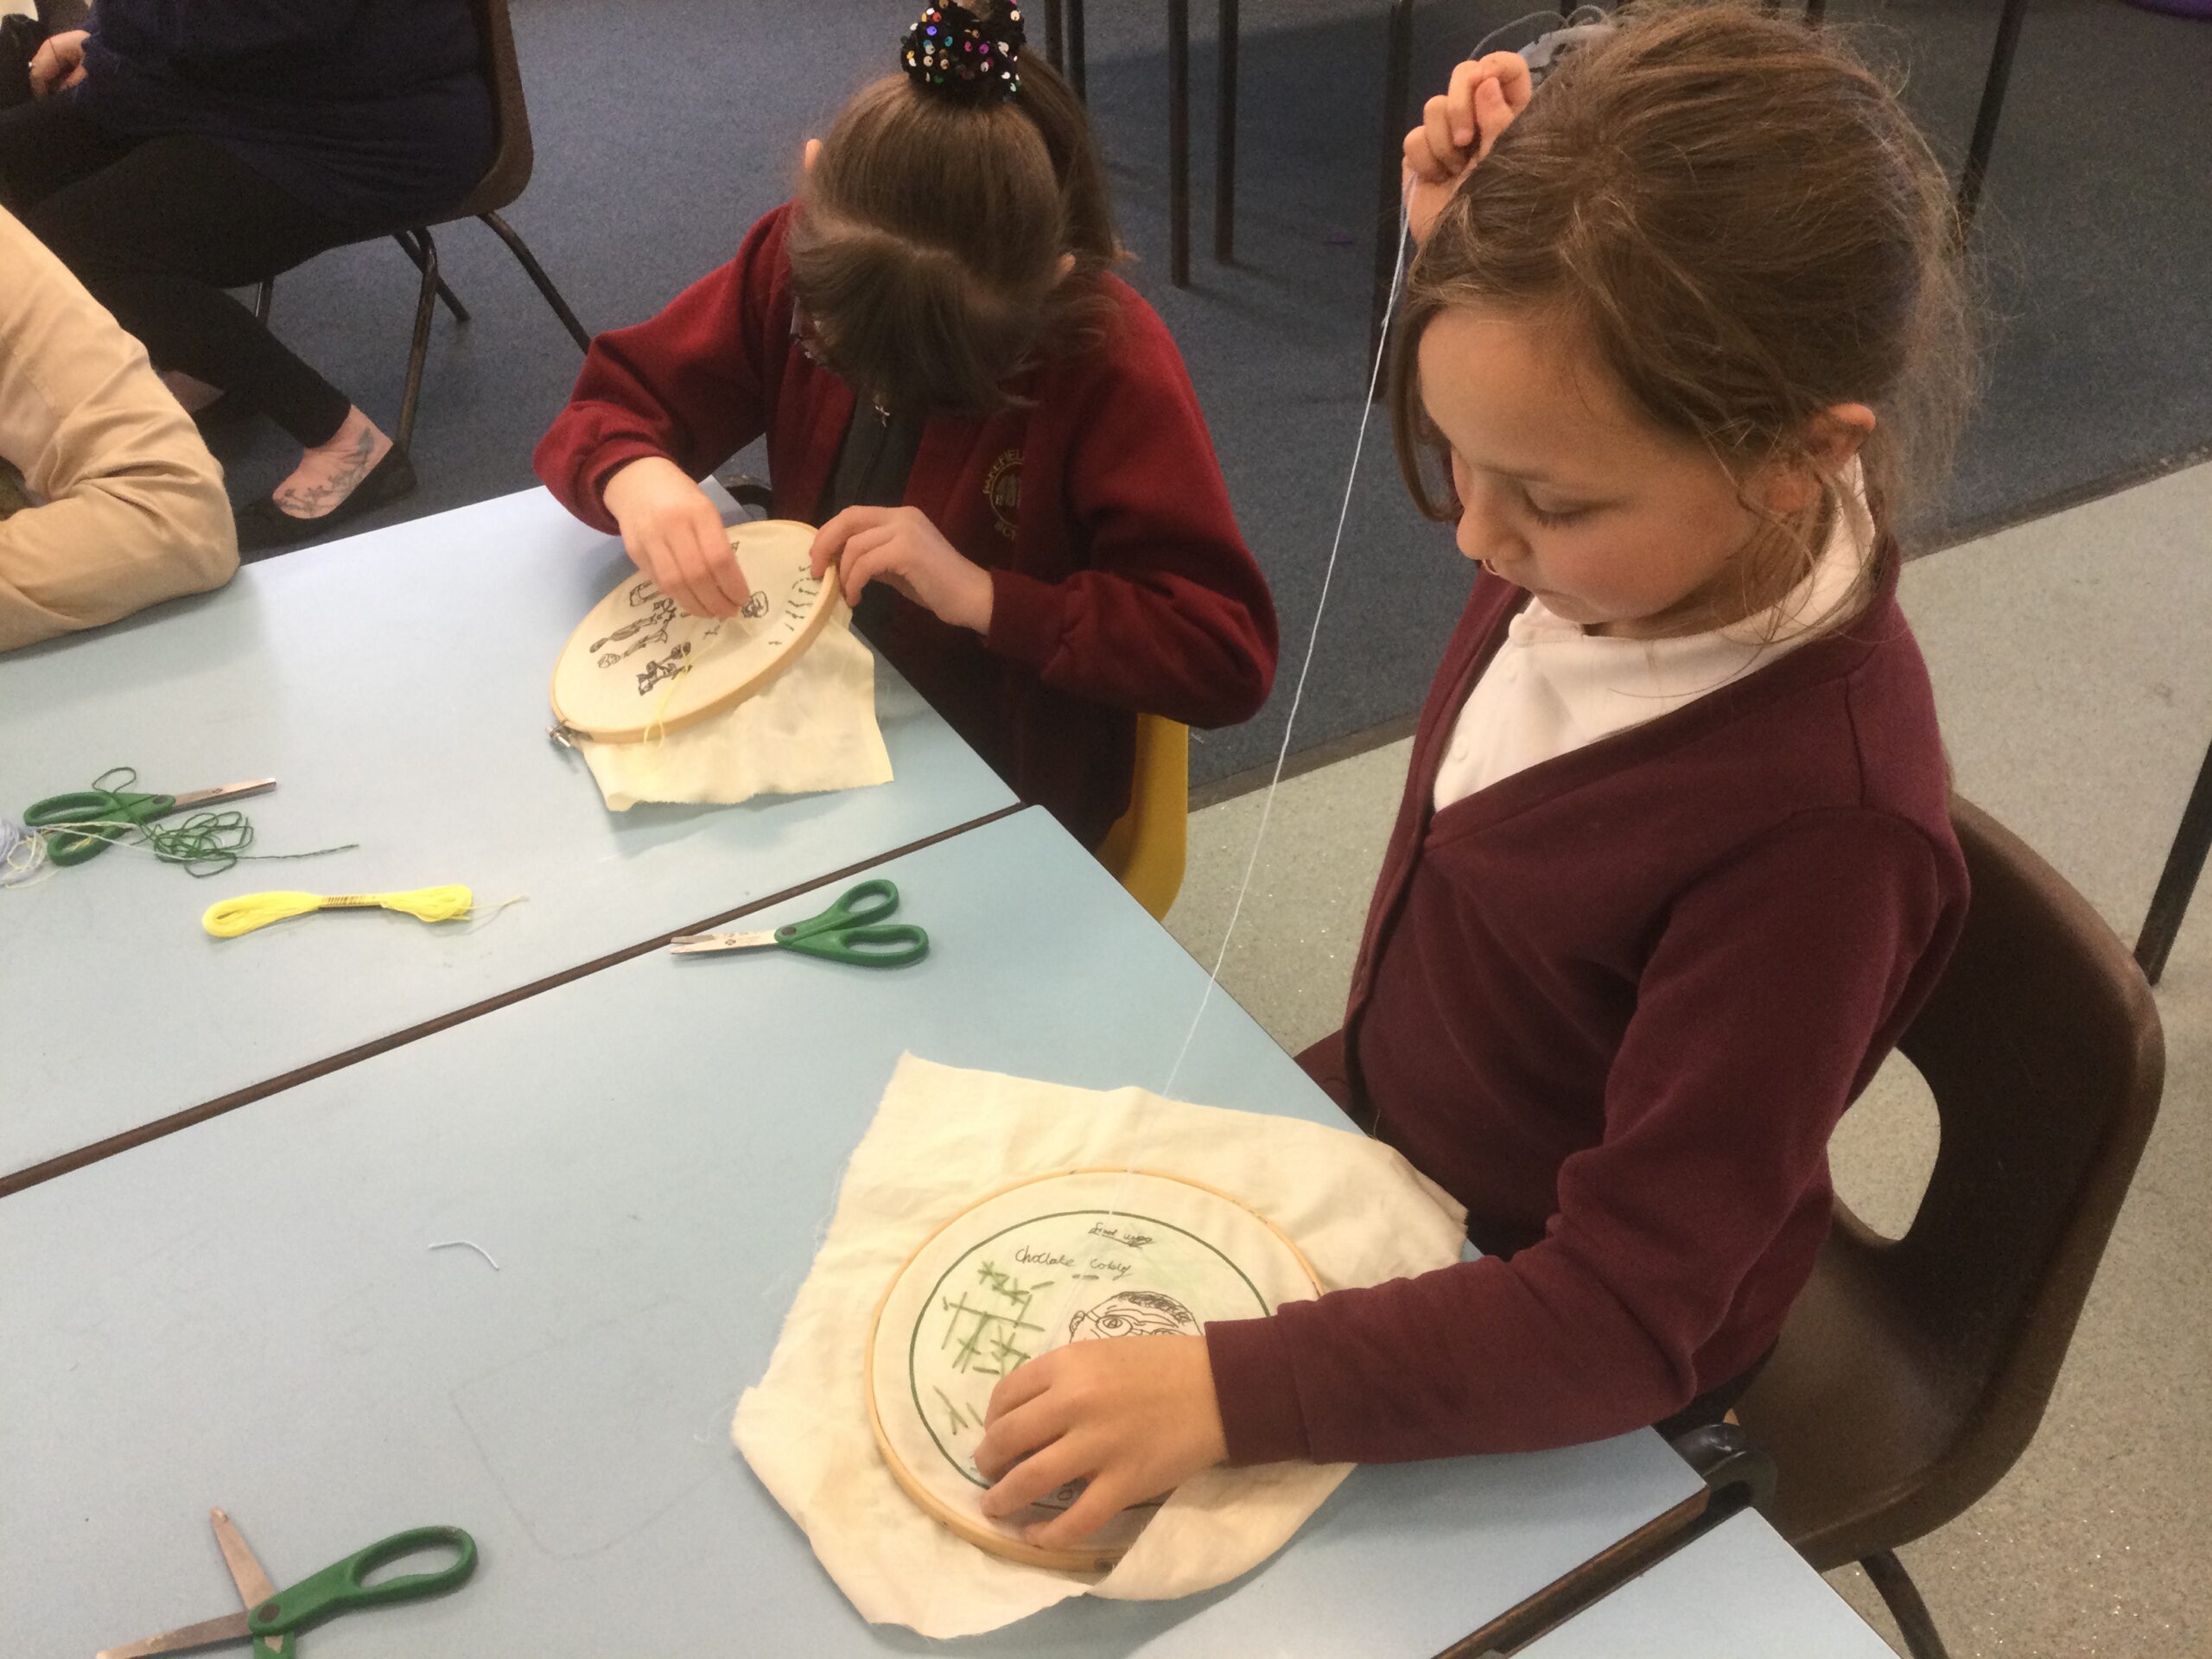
top-left (1206, 563), bottom-right (1968, 1463)
top-left (533, 204), bottom-right (1278, 847)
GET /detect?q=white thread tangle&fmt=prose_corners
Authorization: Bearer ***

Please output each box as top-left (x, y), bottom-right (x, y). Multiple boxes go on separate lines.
top-left (0, 818), bottom-right (52, 889)
top-left (428, 1238), bottom-right (502, 1271)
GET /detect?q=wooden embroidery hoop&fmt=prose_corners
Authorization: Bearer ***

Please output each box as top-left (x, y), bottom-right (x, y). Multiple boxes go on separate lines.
top-left (863, 1166), bottom-right (1320, 1574)
top-left (550, 518), bottom-right (841, 743)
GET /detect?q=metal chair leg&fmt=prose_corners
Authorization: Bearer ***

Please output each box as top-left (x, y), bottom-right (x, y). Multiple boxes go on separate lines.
top-left (1370, 0), bottom-right (1415, 376)
top-left (1043, 0), bottom-right (1064, 69)
top-left (2136, 730), bottom-right (2212, 985)
top-left (1168, 0), bottom-right (1191, 285)
top-left (1860, 1550), bottom-right (1955, 1659)
top-left (396, 224), bottom-right (442, 452)
top-left (1958, 0), bottom-right (2030, 233)
top-left (1215, 0), bottom-right (1238, 264)
top-left (255, 279), bottom-right (274, 327)
top-left (1068, 0), bottom-right (1086, 99)
top-left (392, 230), bottom-right (470, 324)
top-left (478, 211), bottom-right (593, 352)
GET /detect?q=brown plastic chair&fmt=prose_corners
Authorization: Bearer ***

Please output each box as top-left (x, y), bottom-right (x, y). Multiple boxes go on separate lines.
top-left (254, 0), bottom-right (591, 449)
top-left (1733, 795), bottom-right (2164, 1659)
top-left (2135, 727), bottom-right (2212, 984)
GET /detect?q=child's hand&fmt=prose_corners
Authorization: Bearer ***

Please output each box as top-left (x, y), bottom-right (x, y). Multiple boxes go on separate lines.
top-left (1403, 52), bottom-right (1534, 244)
top-left (809, 505), bottom-right (995, 635)
top-left (974, 1334), bottom-right (1229, 1548)
top-left (28, 29), bottom-right (89, 99)
top-left (601, 456), bottom-right (753, 617)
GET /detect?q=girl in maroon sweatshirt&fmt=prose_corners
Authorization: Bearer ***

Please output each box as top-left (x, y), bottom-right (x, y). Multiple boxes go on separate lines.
top-left (975, 4), bottom-right (1977, 1547)
top-left (534, 3), bottom-right (1276, 849)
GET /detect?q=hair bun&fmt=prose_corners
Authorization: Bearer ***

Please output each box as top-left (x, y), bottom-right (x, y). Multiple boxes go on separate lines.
top-left (900, 3), bottom-right (1025, 103)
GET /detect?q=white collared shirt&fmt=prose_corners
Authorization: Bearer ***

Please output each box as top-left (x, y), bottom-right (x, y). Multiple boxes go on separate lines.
top-left (1431, 476), bottom-right (1874, 812)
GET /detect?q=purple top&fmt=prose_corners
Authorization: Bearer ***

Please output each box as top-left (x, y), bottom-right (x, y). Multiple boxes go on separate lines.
top-left (1208, 563), bottom-right (1968, 1464)
top-left (69, 0), bottom-right (493, 228)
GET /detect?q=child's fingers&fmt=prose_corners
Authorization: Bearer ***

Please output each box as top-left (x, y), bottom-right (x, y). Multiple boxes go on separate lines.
top-left (1445, 57), bottom-right (1496, 148)
top-left (1402, 124), bottom-right (1448, 185)
top-left (664, 519), bottom-right (743, 619)
top-left (687, 506), bottom-right (751, 612)
top-left (983, 1354), bottom-right (1057, 1427)
top-left (631, 529), bottom-right (707, 619)
top-left (1489, 50), bottom-right (1535, 115)
top-left (1416, 92), bottom-right (1469, 183)
top-left (808, 505), bottom-right (889, 580)
top-left (980, 1435), bottom-right (1087, 1518)
top-left (1472, 76), bottom-right (1513, 162)
top-left (668, 517), bottom-right (739, 617)
top-left (1471, 53), bottom-right (1534, 162)
top-left (835, 525), bottom-right (904, 607)
top-left (1024, 1476), bottom-right (1133, 1548)
top-left (1408, 54), bottom-right (1533, 189)
top-left (974, 1394), bottom-right (1063, 1484)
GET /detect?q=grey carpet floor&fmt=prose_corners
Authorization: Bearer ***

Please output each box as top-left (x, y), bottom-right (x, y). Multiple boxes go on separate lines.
top-left (206, 0), bottom-right (2212, 786)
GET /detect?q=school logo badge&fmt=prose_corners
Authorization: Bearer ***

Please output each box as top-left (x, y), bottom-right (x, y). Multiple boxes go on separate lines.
top-left (983, 448), bottom-right (1022, 541)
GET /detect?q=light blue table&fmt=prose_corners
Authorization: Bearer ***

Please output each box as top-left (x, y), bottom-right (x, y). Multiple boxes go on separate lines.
top-left (1522, 1510), bottom-right (1891, 1658)
top-left (0, 486), bottom-right (1014, 1189)
top-left (0, 808), bottom-right (1856, 1658)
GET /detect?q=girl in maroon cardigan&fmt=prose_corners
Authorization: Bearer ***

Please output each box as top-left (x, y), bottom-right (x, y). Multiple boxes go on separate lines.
top-left (976, 4), bottom-right (1977, 1547)
top-left (534, 3), bottom-right (1275, 849)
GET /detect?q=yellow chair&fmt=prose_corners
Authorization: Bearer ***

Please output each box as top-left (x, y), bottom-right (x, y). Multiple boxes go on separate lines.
top-left (1096, 715), bottom-right (1188, 920)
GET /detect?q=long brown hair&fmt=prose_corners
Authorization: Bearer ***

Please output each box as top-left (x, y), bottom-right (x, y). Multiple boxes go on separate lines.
top-left (1392, 1), bottom-right (1976, 601)
top-left (788, 49), bottom-right (1120, 415)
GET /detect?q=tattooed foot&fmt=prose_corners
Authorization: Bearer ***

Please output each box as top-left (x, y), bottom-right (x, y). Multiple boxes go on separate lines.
top-left (272, 409), bottom-right (392, 519)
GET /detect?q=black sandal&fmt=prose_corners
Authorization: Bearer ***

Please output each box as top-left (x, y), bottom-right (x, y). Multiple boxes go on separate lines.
top-left (234, 445), bottom-right (418, 555)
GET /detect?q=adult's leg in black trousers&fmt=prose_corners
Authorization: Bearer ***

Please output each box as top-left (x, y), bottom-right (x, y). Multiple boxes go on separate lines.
top-left (0, 96), bottom-right (137, 210)
top-left (10, 122), bottom-right (358, 448)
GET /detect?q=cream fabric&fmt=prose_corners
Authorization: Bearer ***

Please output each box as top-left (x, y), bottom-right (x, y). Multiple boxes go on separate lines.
top-left (733, 1054), bottom-right (1469, 1638)
top-left (0, 206), bottom-right (237, 652)
top-left (575, 620), bottom-right (892, 809)
top-left (1433, 471), bottom-right (1875, 810)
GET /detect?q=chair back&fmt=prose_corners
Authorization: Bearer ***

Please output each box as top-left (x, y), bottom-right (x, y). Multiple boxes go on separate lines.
top-left (1738, 796), bottom-right (2164, 1567)
top-left (1097, 715), bottom-right (1189, 921)
top-left (453, 0), bottom-right (536, 219)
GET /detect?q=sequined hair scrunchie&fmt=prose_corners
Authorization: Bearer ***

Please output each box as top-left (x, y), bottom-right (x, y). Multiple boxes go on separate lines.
top-left (900, 2), bottom-right (1026, 102)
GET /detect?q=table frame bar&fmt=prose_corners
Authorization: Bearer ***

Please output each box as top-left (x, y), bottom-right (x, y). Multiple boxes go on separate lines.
top-left (0, 802), bottom-right (1026, 1199)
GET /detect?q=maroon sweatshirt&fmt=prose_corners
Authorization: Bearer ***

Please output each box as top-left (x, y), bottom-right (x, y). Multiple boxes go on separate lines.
top-left (533, 204), bottom-right (1278, 848)
top-left (1205, 562), bottom-right (1967, 1462)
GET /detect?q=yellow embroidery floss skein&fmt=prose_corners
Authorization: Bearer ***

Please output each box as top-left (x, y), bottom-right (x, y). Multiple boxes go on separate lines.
top-left (203, 885), bottom-right (480, 938)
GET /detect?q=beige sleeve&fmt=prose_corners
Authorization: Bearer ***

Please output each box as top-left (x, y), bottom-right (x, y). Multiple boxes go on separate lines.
top-left (0, 207), bottom-right (239, 653)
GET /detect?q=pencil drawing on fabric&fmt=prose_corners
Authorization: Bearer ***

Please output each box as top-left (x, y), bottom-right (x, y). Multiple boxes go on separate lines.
top-left (868, 1169), bottom-right (1317, 1568)
top-left (549, 519), bottom-right (845, 744)
top-left (1067, 1288), bottom-right (1201, 1342)
top-left (588, 593), bottom-right (677, 667)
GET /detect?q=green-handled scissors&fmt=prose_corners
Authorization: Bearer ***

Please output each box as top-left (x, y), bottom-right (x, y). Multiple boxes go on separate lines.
top-left (26, 766), bottom-right (275, 865)
top-left (99, 1507), bottom-right (475, 1658)
top-left (669, 876), bottom-right (930, 967)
